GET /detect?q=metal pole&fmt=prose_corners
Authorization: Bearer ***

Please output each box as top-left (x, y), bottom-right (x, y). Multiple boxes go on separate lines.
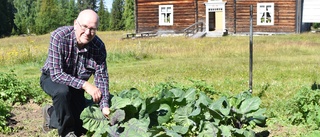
top-left (249, 5), bottom-right (253, 93)
top-left (234, 0), bottom-right (237, 34)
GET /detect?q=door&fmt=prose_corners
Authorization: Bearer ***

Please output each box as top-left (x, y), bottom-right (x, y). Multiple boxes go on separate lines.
top-left (209, 12), bottom-right (216, 31)
top-left (205, 1), bottom-right (226, 32)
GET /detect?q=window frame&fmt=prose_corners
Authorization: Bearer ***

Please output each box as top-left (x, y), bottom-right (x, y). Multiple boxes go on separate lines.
top-left (257, 3), bottom-right (274, 26)
top-left (159, 5), bottom-right (174, 26)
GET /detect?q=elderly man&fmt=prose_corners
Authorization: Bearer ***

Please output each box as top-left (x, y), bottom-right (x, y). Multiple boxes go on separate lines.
top-left (40, 9), bottom-right (110, 137)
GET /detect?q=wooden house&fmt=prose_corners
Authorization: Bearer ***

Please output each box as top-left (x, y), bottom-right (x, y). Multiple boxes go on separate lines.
top-left (134, 0), bottom-right (309, 37)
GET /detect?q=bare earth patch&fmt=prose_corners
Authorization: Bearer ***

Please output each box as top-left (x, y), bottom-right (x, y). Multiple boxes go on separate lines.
top-left (1, 102), bottom-right (58, 137)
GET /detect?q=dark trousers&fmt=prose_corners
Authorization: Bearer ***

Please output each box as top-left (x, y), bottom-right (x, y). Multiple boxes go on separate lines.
top-left (40, 72), bottom-right (87, 136)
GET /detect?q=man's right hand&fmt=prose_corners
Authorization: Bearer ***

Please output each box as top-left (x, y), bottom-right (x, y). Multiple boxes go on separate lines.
top-left (82, 81), bottom-right (101, 103)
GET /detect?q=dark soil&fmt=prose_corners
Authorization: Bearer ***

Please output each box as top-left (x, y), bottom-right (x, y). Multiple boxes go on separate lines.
top-left (0, 102), bottom-right (57, 137)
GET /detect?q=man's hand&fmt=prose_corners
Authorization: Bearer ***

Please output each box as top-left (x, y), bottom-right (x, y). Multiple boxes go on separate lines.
top-left (102, 107), bottom-right (110, 118)
top-left (82, 81), bottom-right (101, 103)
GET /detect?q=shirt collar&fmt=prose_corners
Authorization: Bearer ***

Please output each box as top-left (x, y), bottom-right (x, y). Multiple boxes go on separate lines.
top-left (72, 29), bottom-right (88, 53)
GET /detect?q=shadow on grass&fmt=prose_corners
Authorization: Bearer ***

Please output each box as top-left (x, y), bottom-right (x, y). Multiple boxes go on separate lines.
top-left (255, 130), bottom-right (270, 137)
top-left (311, 82), bottom-right (320, 90)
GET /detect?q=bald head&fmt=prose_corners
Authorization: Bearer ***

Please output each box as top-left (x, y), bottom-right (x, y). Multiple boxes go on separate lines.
top-left (74, 9), bottom-right (100, 47)
top-left (77, 9), bottom-right (99, 27)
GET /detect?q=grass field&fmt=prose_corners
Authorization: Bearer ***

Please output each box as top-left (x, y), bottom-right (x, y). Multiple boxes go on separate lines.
top-left (0, 31), bottom-right (320, 136)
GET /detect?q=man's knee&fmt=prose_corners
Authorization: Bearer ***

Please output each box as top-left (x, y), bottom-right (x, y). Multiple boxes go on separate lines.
top-left (52, 85), bottom-right (70, 99)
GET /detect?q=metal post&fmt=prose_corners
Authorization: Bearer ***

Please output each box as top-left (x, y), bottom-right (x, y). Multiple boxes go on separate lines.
top-left (249, 5), bottom-right (253, 93)
top-left (233, 0), bottom-right (237, 34)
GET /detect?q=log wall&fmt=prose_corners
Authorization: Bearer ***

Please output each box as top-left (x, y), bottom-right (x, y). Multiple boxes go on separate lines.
top-left (224, 0), bottom-right (297, 33)
top-left (136, 0), bottom-right (298, 34)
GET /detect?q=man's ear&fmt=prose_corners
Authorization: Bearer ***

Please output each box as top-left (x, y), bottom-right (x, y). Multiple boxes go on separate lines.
top-left (73, 19), bottom-right (77, 29)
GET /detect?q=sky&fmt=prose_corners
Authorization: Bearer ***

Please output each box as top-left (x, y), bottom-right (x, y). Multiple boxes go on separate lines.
top-left (105, 0), bottom-right (113, 11)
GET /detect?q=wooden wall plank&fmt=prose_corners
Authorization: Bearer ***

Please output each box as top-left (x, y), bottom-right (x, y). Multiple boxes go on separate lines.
top-left (136, 0), bottom-right (298, 34)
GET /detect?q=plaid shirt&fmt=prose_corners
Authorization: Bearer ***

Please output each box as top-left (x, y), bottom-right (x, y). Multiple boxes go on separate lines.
top-left (41, 26), bottom-right (109, 108)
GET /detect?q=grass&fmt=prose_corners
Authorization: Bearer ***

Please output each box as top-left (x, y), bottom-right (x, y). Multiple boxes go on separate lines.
top-left (0, 31), bottom-right (320, 136)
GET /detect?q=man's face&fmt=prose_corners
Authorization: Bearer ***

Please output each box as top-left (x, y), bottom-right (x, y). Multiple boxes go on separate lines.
top-left (75, 19), bottom-right (98, 46)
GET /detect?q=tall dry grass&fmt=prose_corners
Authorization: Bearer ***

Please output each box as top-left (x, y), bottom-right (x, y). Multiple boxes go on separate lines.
top-left (0, 34), bottom-right (50, 65)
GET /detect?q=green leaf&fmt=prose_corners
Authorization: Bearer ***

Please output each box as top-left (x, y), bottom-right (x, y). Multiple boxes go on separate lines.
top-left (208, 109), bottom-right (223, 125)
top-left (160, 89), bottom-right (174, 99)
top-left (139, 98), bottom-right (147, 119)
top-left (233, 128), bottom-right (255, 137)
top-left (121, 118), bottom-right (151, 137)
top-left (80, 105), bottom-right (109, 132)
top-left (230, 91), bottom-right (252, 108)
top-left (198, 121), bottom-right (219, 137)
top-left (146, 100), bottom-right (160, 114)
top-left (251, 115), bottom-right (267, 126)
top-left (172, 125), bottom-right (189, 134)
top-left (249, 108), bottom-right (266, 117)
top-left (204, 111), bottom-right (213, 121)
top-left (195, 92), bottom-right (213, 107)
top-left (131, 97), bottom-right (144, 108)
top-left (162, 127), bottom-right (183, 137)
top-left (189, 106), bottom-right (201, 117)
top-left (93, 126), bottom-right (108, 137)
top-left (170, 88), bottom-right (185, 102)
top-left (110, 96), bottom-right (131, 110)
top-left (157, 103), bottom-right (172, 124)
top-left (239, 97), bottom-right (261, 114)
top-left (209, 96), bottom-right (230, 116)
top-left (220, 125), bottom-right (233, 137)
top-left (173, 106), bottom-right (195, 127)
top-left (184, 88), bottom-right (197, 103)
top-left (243, 130), bottom-right (255, 137)
top-left (106, 125), bottom-right (119, 137)
top-left (119, 88), bottom-right (140, 99)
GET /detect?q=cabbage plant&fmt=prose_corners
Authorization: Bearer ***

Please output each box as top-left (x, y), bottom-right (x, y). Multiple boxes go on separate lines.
top-left (80, 88), bottom-right (266, 137)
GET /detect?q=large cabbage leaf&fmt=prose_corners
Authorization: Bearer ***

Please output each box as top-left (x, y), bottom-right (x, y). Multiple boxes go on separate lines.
top-left (80, 105), bottom-right (109, 133)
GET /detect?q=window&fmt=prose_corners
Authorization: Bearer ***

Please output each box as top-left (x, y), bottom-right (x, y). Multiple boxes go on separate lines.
top-left (257, 3), bottom-right (274, 25)
top-left (159, 5), bottom-right (173, 25)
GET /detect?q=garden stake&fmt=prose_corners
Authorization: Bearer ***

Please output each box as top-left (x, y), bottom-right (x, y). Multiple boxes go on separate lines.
top-left (249, 5), bottom-right (253, 93)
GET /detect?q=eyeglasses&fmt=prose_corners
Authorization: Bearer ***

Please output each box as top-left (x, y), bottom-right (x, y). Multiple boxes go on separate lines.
top-left (76, 20), bottom-right (97, 34)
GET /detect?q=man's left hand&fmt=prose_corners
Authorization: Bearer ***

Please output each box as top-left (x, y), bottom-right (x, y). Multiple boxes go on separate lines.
top-left (102, 107), bottom-right (110, 118)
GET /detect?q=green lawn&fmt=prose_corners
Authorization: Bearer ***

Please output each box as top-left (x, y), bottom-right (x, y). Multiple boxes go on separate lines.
top-left (1, 31), bottom-right (320, 136)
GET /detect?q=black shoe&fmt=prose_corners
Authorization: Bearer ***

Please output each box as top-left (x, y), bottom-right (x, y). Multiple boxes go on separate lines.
top-left (42, 104), bottom-right (53, 133)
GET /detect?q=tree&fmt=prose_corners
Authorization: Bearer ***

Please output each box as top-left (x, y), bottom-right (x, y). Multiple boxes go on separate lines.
top-left (35, 0), bottom-right (60, 34)
top-left (0, 0), bottom-right (15, 37)
top-left (110, 0), bottom-right (124, 30)
top-left (123, 0), bottom-right (134, 31)
top-left (77, 0), bottom-right (97, 11)
top-left (58, 0), bottom-right (78, 25)
top-left (13, 0), bottom-right (37, 34)
top-left (97, 0), bottom-right (109, 31)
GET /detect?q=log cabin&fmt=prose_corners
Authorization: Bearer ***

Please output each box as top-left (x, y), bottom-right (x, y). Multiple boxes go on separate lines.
top-left (134, 0), bottom-right (310, 37)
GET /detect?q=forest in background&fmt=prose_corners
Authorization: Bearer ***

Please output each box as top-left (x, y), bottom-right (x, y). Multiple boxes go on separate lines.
top-left (0, 0), bottom-right (134, 38)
